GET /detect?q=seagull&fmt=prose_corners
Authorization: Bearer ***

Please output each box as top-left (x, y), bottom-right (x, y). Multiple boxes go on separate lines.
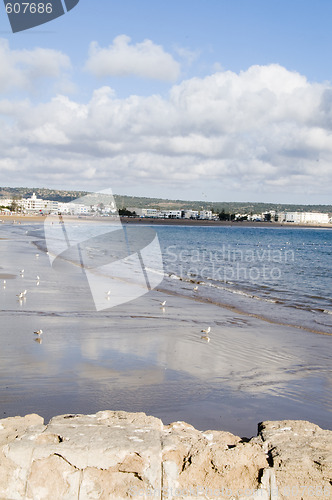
top-left (193, 286), bottom-right (198, 292)
top-left (17, 290), bottom-right (27, 299)
top-left (160, 300), bottom-right (166, 307)
top-left (36, 276), bottom-right (40, 280)
top-left (201, 326), bottom-right (211, 334)
top-left (34, 329), bottom-right (43, 335)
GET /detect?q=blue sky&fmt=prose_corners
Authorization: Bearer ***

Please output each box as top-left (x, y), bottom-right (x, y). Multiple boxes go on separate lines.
top-left (1, 0), bottom-right (332, 203)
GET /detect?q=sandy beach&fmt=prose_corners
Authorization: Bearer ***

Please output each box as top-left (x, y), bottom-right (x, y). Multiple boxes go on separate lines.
top-left (0, 219), bottom-right (331, 438)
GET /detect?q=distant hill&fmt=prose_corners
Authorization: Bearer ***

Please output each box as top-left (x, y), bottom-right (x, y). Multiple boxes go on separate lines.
top-left (0, 186), bottom-right (331, 214)
top-left (0, 186), bottom-right (88, 204)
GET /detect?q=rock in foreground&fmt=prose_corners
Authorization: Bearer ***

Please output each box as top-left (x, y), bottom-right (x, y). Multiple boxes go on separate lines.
top-left (0, 411), bottom-right (331, 499)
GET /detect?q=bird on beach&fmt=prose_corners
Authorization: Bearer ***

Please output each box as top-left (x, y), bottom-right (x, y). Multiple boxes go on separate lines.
top-left (193, 286), bottom-right (198, 292)
top-left (160, 300), bottom-right (166, 307)
top-left (17, 290), bottom-right (27, 300)
top-left (201, 326), bottom-right (211, 342)
top-left (20, 269), bottom-right (24, 277)
top-left (34, 329), bottom-right (43, 335)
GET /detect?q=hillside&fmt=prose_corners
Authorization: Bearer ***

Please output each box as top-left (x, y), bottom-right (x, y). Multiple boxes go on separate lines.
top-left (0, 187), bottom-right (331, 214)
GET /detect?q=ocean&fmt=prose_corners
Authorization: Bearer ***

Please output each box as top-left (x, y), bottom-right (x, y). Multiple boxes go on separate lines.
top-left (155, 225), bottom-right (332, 335)
top-left (0, 221), bottom-right (331, 437)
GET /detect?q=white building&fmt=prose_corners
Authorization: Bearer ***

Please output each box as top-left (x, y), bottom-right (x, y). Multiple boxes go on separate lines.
top-left (18, 193), bottom-right (58, 214)
top-left (129, 208), bottom-right (158, 217)
top-left (58, 202), bottom-right (90, 215)
top-left (159, 210), bottom-right (182, 219)
top-left (0, 199), bottom-right (14, 208)
top-left (181, 210), bottom-right (198, 219)
top-left (199, 210), bottom-right (213, 220)
top-left (279, 212), bottom-right (329, 224)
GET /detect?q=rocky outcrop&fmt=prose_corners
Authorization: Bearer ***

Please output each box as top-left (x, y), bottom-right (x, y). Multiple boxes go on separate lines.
top-left (0, 411), bottom-right (331, 499)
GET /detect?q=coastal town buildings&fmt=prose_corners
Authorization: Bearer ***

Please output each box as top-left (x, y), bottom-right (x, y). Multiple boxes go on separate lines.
top-left (0, 194), bottom-right (331, 223)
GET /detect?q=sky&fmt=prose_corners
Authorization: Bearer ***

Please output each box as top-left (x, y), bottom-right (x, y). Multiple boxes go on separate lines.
top-left (1, 0), bottom-right (332, 204)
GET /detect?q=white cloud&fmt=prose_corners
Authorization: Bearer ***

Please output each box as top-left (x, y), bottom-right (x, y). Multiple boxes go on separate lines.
top-left (174, 46), bottom-right (200, 66)
top-left (0, 39), bottom-right (71, 94)
top-left (85, 35), bottom-right (180, 81)
top-left (1, 61), bottom-right (332, 201)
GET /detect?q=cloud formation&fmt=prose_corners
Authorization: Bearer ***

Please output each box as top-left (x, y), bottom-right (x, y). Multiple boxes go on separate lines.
top-left (85, 35), bottom-right (181, 81)
top-left (0, 39), bottom-right (71, 94)
top-left (0, 42), bottom-right (331, 202)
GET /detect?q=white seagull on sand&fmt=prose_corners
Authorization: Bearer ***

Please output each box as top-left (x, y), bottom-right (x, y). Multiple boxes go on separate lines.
top-left (34, 329), bottom-right (43, 335)
top-left (201, 326), bottom-right (211, 334)
top-left (160, 300), bottom-right (166, 307)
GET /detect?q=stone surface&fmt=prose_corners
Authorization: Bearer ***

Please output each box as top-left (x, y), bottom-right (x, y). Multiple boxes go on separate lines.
top-left (257, 420), bottom-right (332, 500)
top-left (0, 412), bottom-right (331, 499)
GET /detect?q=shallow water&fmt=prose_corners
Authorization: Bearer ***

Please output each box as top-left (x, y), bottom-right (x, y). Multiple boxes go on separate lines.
top-left (0, 221), bottom-right (331, 438)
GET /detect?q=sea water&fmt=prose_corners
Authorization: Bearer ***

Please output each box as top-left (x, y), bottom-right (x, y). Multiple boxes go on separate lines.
top-left (155, 225), bottom-right (332, 335)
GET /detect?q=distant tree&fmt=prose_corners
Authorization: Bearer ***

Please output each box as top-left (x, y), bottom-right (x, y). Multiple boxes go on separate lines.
top-left (218, 209), bottom-right (227, 220)
top-left (118, 208), bottom-right (137, 217)
top-left (9, 200), bottom-right (18, 212)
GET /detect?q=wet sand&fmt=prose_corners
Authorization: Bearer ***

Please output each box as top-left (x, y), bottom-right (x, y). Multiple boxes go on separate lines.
top-left (1, 213), bottom-right (331, 229)
top-left (0, 221), bottom-right (331, 437)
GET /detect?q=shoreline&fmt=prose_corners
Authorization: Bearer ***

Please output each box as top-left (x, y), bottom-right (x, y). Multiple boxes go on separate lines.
top-left (120, 217), bottom-right (332, 228)
top-left (0, 213), bottom-right (331, 229)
